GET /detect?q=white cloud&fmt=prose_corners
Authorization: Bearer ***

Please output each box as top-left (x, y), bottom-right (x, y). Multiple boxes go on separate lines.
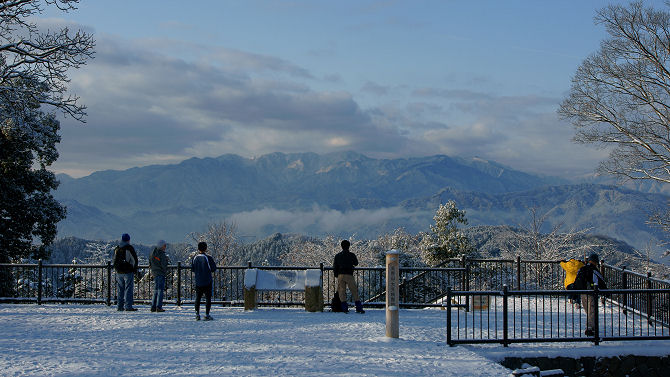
top-left (50, 31), bottom-right (605, 179)
top-left (229, 206), bottom-right (421, 236)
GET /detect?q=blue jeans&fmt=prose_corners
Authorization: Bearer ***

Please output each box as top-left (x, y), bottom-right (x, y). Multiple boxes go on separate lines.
top-left (116, 273), bottom-right (134, 310)
top-left (152, 275), bottom-right (165, 309)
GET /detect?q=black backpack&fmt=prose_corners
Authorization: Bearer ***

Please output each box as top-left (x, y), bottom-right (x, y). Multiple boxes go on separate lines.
top-left (331, 292), bottom-right (342, 312)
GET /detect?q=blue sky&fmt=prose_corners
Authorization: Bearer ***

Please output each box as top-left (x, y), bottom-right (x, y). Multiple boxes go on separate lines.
top-left (41, 0), bottom-right (659, 178)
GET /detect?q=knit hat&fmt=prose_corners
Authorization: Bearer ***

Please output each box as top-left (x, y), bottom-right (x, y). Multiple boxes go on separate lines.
top-left (121, 233), bottom-right (130, 242)
top-left (588, 253), bottom-right (599, 263)
top-left (157, 240), bottom-right (167, 248)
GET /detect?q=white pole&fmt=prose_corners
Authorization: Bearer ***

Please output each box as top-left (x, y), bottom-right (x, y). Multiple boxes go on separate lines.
top-left (386, 250), bottom-right (399, 338)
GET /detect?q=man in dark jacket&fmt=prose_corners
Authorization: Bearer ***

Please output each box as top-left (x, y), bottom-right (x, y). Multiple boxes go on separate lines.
top-left (113, 233), bottom-right (138, 311)
top-left (333, 240), bottom-right (364, 313)
top-left (191, 241), bottom-right (216, 320)
top-left (573, 253), bottom-right (608, 336)
top-left (149, 240), bottom-right (170, 312)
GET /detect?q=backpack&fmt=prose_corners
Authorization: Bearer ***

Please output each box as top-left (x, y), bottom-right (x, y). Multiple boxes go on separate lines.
top-left (331, 292), bottom-right (342, 312)
top-left (114, 246), bottom-right (134, 271)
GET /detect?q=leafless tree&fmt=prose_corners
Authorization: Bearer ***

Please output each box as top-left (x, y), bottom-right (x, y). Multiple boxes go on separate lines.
top-left (281, 235), bottom-right (339, 267)
top-left (559, 2), bottom-right (670, 185)
top-left (188, 221), bottom-right (239, 265)
top-left (503, 207), bottom-right (602, 261)
top-left (1, 0), bottom-right (95, 120)
top-left (558, 2), bottom-right (670, 249)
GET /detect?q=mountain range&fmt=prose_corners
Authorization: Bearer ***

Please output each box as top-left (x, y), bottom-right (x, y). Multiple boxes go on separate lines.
top-left (53, 151), bottom-right (670, 263)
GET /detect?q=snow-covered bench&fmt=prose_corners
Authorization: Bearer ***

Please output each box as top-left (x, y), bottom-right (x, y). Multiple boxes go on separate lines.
top-left (243, 268), bottom-right (323, 312)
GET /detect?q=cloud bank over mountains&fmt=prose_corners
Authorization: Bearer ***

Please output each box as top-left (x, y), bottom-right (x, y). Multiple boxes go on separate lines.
top-left (54, 30), bottom-right (607, 179)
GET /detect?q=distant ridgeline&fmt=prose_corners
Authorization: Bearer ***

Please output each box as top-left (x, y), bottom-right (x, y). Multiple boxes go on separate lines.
top-left (53, 151), bottom-right (670, 264)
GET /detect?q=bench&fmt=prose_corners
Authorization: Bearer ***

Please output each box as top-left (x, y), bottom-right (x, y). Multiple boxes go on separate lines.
top-left (243, 268), bottom-right (323, 312)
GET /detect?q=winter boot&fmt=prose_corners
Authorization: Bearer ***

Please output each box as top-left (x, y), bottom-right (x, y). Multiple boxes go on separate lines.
top-left (355, 301), bottom-right (365, 314)
top-left (340, 302), bottom-right (349, 313)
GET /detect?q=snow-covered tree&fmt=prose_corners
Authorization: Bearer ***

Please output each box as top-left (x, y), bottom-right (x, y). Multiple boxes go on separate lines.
top-left (502, 207), bottom-right (600, 261)
top-left (188, 221), bottom-right (239, 265)
top-left (419, 201), bottom-right (475, 266)
top-left (558, 2), bottom-right (670, 241)
top-left (0, 0), bottom-right (94, 264)
top-left (82, 241), bottom-right (114, 264)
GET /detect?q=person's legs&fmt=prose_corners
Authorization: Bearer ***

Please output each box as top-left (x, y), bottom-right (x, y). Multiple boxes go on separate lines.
top-left (195, 286), bottom-right (204, 317)
top-left (123, 273), bottom-right (134, 310)
top-left (337, 275), bottom-right (348, 304)
top-left (342, 274), bottom-right (364, 313)
top-left (152, 275), bottom-right (165, 310)
top-left (581, 294), bottom-right (595, 334)
top-left (205, 284), bottom-right (212, 316)
top-left (342, 274), bottom-right (360, 302)
top-left (116, 274), bottom-right (125, 310)
top-left (151, 277), bottom-right (158, 310)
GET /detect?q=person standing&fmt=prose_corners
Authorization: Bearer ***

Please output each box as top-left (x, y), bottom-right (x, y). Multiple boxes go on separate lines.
top-left (333, 240), bottom-right (364, 314)
top-left (113, 233), bottom-right (138, 311)
top-left (191, 241), bottom-right (216, 320)
top-left (573, 253), bottom-right (608, 336)
top-left (150, 240), bottom-right (170, 312)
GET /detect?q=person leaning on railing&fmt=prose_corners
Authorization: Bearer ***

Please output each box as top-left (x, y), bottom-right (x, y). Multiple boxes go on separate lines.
top-left (572, 253), bottom-right (608, 336)
top-left (333, 240), bottom-right (364, 314)
top-left (560, 258), bottom-right (585, 308)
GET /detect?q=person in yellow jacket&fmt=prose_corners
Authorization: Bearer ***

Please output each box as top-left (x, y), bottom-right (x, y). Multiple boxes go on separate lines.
top-left (560, 258), bottom-right (585, 307)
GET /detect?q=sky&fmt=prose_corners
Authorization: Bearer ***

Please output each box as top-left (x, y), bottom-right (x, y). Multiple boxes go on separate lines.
top-left (38, 0), bottom-right (662, 178)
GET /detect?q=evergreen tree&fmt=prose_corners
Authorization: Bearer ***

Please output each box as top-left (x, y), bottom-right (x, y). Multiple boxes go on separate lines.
top-left (419, 201), bottom-right (474, 266)
top-left (1, 80), bottom-right (65, 262)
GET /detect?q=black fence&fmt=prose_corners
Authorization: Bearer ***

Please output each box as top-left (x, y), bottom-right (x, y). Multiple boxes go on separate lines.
top-left (446, 286), bottom-right (670, 346)
top-left (0, 261), bottom-right (466, 308)
top-left (1, 258), bottom-right (667, 319)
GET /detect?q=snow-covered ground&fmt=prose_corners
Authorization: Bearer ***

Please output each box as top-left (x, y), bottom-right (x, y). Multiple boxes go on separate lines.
top-left (0, 304), bottom-right (511, 376)
top-left (2, 304), bottom-right (669, 376)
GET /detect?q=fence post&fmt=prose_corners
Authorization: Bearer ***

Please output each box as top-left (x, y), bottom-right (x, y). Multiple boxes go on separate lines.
top-left (593, 285), bottom-right (600, 346)
top-left (106, 261), bottom-right (112, 306)
top-left (37, 259), bottom-right (42, 305)
top-left (177, 262), bottom-right (182, 306)
top-left (502, 284), bottom-right (509, 347)
top-left (621, 266), bottom-right (628, 315)
top-left (515, 256), bottom-right (521, 291)
top-left (446, 286), bottom-right (453, 346)
top-left (646, 272), bottom-right (653, 323)
top-left (464, 258), bottom-right (470, 312)
top-left (319, 262), bottom-right (325, 302)
top-left (386, 250), bottom-right (399, 338)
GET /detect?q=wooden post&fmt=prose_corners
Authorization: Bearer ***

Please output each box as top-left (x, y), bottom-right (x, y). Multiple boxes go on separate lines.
top-left (304, 269), bottom-right (323, 312)
top-left (386, 250), bottom-right (399, 338)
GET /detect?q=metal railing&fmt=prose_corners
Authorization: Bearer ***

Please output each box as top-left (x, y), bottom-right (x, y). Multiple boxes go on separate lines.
top-left (1, 258), bottom-right (667, 316)
top-left (0, 261), bottom-right (465, 308)
top-left (446, 286), bottom-right (670, 346)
